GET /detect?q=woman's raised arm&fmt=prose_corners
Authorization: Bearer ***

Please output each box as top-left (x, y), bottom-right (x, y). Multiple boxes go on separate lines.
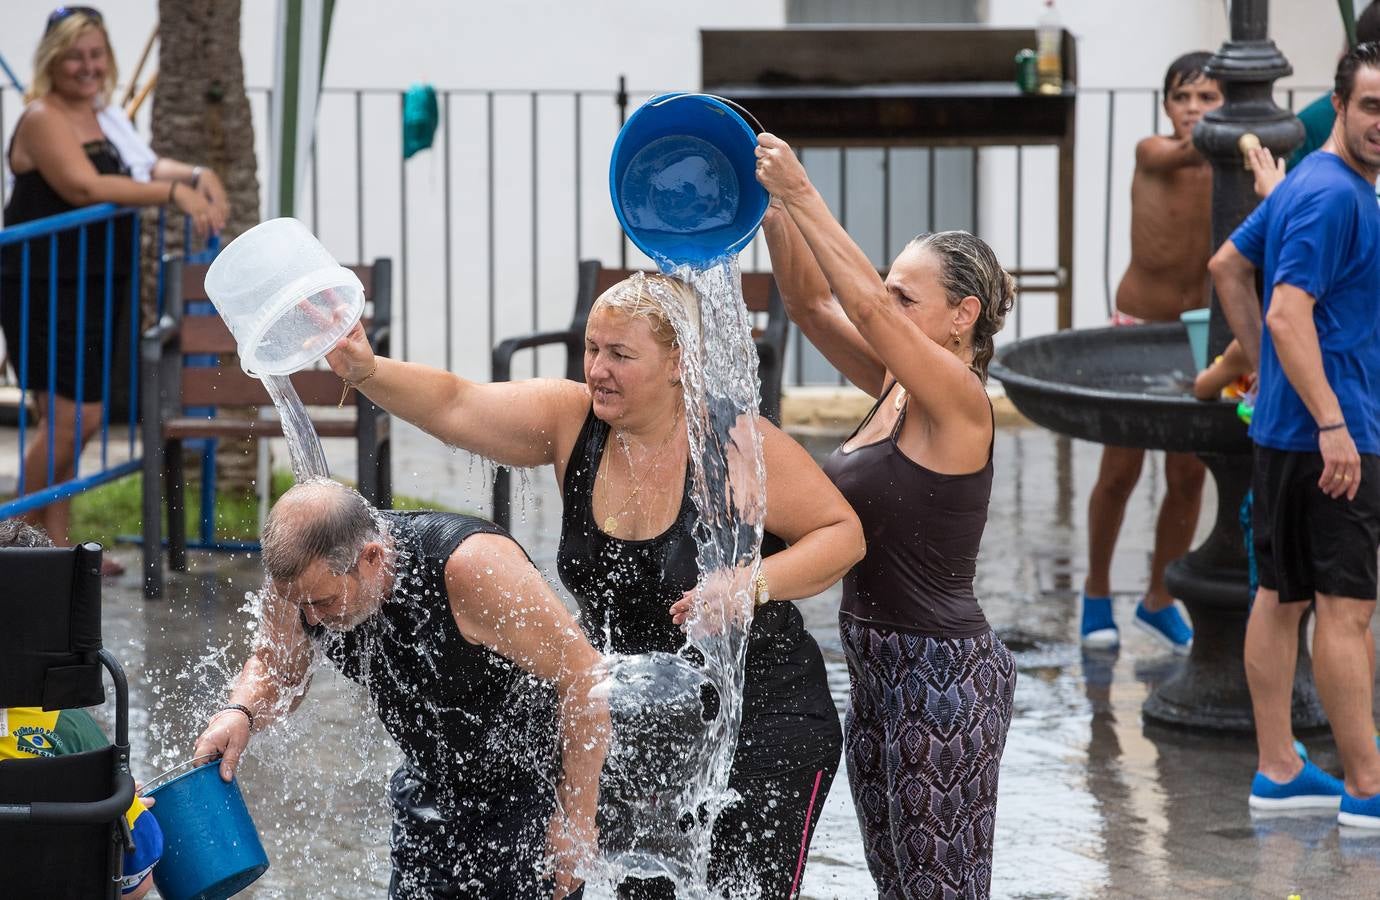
top-left (756, 133), bottom-right (990, 434)
top-left (761, 201), bottom-right (887, 397)
top-left (326, 320), bottom-right (589, 469)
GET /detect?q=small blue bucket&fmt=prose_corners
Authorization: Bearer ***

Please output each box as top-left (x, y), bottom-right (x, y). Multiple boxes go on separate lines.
top-left (144, 757), bottom-right (269, 900)
top-left (1180, 307), bottom-right (1210, 371)
top-left (610, 92), bottom-right (769, 269)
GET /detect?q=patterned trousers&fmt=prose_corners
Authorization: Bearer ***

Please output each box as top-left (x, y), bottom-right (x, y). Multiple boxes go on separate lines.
top-left (839, 617), bottom-right (1016, 900)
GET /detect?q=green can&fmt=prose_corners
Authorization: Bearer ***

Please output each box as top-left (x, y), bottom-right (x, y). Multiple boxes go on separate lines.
top-left (1015, 49), bottom-right (1037, 94)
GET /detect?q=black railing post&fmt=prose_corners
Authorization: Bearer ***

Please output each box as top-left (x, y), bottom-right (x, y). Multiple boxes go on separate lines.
top-left (617, 74), bottom-right (629, 269)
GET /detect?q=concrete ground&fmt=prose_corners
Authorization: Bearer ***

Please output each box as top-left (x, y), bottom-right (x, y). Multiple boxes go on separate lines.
top-left (71, 404), bottom-right (1380, 898)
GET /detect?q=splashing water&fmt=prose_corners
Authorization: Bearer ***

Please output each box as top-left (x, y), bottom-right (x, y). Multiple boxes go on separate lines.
top-left (184, 260), bottom-right (766, 897)
top-left (581, 259), bottom-right (767, 899)
top-left (262, 374), bottom-right (331, 480)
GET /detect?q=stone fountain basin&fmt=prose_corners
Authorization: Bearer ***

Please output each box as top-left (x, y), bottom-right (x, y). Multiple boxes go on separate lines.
top-left (990, 322), bottom-right (1251, 455)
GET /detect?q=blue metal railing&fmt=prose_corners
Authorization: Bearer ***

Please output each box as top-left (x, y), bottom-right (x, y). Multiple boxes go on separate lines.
top-left (0, 202), bottom-right (143, 516)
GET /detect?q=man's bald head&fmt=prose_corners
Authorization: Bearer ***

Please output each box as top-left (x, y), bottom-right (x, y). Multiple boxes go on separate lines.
top-left (262, 479), bottom-right (381, 584)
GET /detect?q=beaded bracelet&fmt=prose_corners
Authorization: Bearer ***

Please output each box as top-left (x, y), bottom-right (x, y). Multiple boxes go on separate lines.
top-left (212, 703), bottom-right (255, 730)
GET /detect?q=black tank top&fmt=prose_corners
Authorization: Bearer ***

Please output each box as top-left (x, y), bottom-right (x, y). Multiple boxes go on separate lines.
top-left (306, 511), bottom-right (555, 794)
top-left (3, 118), bottom-right (133, 279)
top-left (557, 409), bottom-right (839, 774)
top-left (821, 382), bottom-right (993, 637)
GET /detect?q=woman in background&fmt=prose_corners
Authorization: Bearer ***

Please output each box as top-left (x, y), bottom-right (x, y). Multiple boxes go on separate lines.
top-left (2, 7), bottom-right (227, 569)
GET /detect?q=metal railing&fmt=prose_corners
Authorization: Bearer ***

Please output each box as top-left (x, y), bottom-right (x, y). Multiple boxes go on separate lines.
top-left (0, 82), bottom-right (1331, 391)
top-left (0, 203), bottom-right (143, 516)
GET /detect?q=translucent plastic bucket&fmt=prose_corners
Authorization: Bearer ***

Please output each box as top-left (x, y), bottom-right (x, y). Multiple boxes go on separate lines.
top-left (143, 756), bottom-right (269, 900)
top-left (203, 217), bottom-right (364, 376)
top-left (610, 93), bottom-right (769, 269)
top-left (1180, 307), bottom-right (1210, 371)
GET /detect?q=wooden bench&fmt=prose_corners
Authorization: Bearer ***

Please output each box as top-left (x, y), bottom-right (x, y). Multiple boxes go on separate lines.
top-left (489, 259), bottom-right (787, 530)
top-left (139, 257), bottom-right (392, 597)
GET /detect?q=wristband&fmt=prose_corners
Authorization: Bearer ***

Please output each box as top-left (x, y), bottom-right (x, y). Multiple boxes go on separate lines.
top-left (1319, 422), bottom-right (1347, 432)
top-left (214, 703), bottom-right (254, 730)
top-left (190, 165), bottom-right (203, 188)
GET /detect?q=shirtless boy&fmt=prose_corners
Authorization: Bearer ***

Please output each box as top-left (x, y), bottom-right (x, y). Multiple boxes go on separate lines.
top-left (1081, 52), bottom-right (1222, 653)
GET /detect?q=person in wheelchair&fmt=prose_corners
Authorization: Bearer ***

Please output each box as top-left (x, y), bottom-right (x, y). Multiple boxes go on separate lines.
top-left (0, 519), bottom-right (162, 898)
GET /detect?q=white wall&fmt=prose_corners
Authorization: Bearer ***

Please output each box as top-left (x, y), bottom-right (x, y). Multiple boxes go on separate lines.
top-left (0, 1), bottom-right (784, 92)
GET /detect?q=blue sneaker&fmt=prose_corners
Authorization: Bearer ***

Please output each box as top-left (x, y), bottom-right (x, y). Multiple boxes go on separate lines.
top-left (1339, 789), bottom-right (1380, 828)
top-left (1133, 601), bottom-right (1193, 655)
top-left (1249, 760), bottom-right (1345, 811)
top-left (1080, 594), bottom-right (1119, 649)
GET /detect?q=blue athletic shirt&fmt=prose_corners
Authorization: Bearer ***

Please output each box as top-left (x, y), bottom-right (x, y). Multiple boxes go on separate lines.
top-left (1230, 150), bottom-right (1380, 454)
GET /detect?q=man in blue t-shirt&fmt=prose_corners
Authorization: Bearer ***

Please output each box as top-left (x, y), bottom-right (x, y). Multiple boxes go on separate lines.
top-left (1210, 42), bottom-right (1380, 827)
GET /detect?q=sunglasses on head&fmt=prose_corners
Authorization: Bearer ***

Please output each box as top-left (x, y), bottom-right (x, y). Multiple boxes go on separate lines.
top-left (45, 6), bottom-right (103, 35)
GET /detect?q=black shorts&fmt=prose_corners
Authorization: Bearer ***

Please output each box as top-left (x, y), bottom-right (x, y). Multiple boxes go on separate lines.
top-left (1252, 446), bottom-right (1380, 603)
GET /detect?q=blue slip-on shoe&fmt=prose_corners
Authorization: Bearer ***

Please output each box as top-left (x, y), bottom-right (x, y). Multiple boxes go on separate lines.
top-left (1249, 760), bottom-right (1345, 811)
top-left (1080, 593), bottom-right (1119, 649)
top-left (1339, 789), bottom-right (1380, 828)
top-left (1133, 601), bottom-right (1193, 655)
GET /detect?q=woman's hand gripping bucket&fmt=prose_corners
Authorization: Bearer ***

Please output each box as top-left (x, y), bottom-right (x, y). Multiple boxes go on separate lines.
top-left (203, 217), bottom-right (365, 378)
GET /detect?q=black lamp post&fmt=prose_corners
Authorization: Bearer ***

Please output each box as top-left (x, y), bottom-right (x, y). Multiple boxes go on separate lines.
top-left (1144, 0), bottom-right (1327, 731)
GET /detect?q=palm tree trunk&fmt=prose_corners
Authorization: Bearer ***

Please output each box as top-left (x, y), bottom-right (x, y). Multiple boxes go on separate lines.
top-left (149, 0), bottom-right (262, 497)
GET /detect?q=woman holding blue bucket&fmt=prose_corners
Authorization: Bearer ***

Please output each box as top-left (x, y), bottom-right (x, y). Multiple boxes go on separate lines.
top-left (326, 92), bottom-right (862, 899)
top-left (326, 272), bottom-right (862, 898)
top-left (2, 7), bottom-right (227, 572)
top-left (757, 133), bottom-right (1018, 899)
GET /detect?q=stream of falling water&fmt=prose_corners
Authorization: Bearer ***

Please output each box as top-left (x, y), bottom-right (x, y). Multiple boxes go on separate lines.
top-left (190, 268), bottom-right (764, 897)
top-left (583, 258), bottom-right (767, 899)
top-left (262, 374), bottom-right (331, 480)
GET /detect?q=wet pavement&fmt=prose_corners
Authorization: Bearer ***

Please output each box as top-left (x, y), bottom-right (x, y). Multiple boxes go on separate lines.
top-left (90, 418), bottom-right (1380, 898)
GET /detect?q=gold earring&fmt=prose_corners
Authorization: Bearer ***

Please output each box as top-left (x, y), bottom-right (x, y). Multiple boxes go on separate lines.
top-left (951, 329), bottom-right (961, 348)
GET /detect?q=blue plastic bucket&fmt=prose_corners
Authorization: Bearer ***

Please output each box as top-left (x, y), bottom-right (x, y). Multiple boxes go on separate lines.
top-left (610, 92), bottom-right (769, 269)
top-left (1180, 307), bottom-right (1210, 371)
top-left (144, 757), bottom-right (269, 900)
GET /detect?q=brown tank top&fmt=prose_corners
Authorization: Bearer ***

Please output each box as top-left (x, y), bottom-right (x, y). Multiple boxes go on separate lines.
top-left (820, 381), bottom-right (992, 637)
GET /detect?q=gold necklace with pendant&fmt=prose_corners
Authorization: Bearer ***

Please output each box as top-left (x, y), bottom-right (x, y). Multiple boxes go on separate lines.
top-left (602, 409), bottom-right (682, 536)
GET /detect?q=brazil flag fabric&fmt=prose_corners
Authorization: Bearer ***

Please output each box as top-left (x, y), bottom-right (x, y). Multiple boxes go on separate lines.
top-left (2, 707), bottom-right (163, 894)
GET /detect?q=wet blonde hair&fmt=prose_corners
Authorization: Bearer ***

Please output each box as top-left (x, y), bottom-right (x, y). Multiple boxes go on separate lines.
top-left (27, 13), bottom-right (118, 106)
top-left (589, 272), bottom-right (701, 353)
